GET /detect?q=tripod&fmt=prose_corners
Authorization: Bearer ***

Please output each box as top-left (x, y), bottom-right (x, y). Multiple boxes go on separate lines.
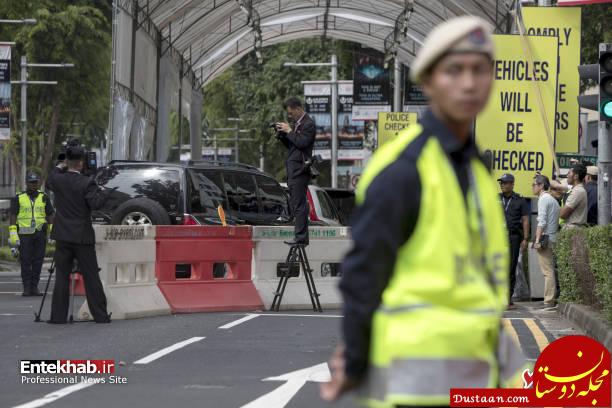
top-left (34, 260), bottom-right (79, 323)
top-left (34, 260), bottom-right (55, 322)
top-left (271, 243), bottom-right (322, 312)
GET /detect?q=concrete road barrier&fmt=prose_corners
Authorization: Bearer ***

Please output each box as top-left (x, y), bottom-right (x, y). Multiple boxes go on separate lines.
top-left (79, 225), bottom-right (171, 320)
top-left (251, 226), bottom-right (351, 310)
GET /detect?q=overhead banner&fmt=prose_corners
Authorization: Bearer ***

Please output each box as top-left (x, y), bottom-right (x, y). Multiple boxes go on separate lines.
top-left (403, 67), bottom-right (428, 106)
top-left (304, 84), bottom-right (332, 152)
top-left (352, 49), bottom-right (391, 120)
top-left (522, 7), bottom-right (581, 153)
top-left (0, 46), bottom-right (11, 141)
top-left (377, 112), bottom-right (418, 147)
top-left (475, 35), bottom-right (559, 197)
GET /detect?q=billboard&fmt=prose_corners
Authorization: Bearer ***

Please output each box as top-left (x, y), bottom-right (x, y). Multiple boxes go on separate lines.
top-left (0, 46), bottom-right (11, 141)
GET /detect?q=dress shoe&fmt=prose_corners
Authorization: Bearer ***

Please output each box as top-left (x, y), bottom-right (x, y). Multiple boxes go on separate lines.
top-left (30, 287), bottom-right (43, 296)
top-left (95, 313), bottom-right (112, 323)
top-left (21, 289), bottom-right (32, 297)
top-left (46, 320), bottom-right (67, 324)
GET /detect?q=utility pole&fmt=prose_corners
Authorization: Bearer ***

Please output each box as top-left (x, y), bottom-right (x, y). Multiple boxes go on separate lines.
top-left (227, 117), bottom-right (243, 163)
top-left (284, 55), bottom-right (339, 188)
top-left (209, 124), bottom-right (253, 164)
top-left (12, 59), bottom-right (74, 190)
top-left (393, 58), bottom-right (402, 112)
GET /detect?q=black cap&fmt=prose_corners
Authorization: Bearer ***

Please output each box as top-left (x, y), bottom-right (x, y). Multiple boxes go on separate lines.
top-left (497, 173), bottom-right (514, 183)
top-left (26, 173), bottom-right (40, 183)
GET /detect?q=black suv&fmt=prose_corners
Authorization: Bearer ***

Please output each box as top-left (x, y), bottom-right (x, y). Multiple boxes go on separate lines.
top-left (93, 160), bottom-right (291, 226)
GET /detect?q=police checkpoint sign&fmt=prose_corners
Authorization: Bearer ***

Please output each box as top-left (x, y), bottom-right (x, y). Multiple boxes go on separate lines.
top-left (377, 112), bottom-right (418, 147)
top-left (522, 7), bottom-right (581, 153)
top-left (476, 35), bottom-right (559, 197)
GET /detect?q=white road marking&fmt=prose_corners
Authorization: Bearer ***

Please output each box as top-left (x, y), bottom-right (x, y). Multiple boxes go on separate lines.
top-left (0, 291), bottom-right (22, 294)
top-left (219, 314), bottom-right (260, 329)
top-left (134, 337), bottom-right (205, 365)
top-left (241, 363), bottom-right (330, 408)
top-left (0, 313), bottom-right (30, 316)
top-left (11, 380), bottom-right (97, 408)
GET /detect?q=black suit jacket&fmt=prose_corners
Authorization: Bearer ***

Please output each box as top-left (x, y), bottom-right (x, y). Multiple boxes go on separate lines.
top-left (46, 167), bottom-right (110, 245)
top-left (278, 114), bottom-right (316, 180)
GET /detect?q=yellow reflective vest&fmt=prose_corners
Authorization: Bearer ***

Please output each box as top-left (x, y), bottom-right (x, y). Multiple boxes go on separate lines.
top-left (355, 124), bottom-right (525, 407)
top-left (16, 191), bottom-right (47, 235)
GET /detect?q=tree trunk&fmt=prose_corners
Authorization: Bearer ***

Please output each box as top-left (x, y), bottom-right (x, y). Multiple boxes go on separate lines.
top-left (41, 93), bottom-right (61, 183)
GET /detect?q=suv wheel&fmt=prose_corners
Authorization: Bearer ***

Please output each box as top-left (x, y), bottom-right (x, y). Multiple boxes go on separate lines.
top-left (110, 198), bottom-right (171, 225)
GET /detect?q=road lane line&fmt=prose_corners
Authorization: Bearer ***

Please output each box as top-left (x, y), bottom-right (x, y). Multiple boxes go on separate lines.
top-left (219, 314), bottom-right (260, 329)
top-left (134, 337), bottom-right (205, 365)
top-left (11, 380), bottom-right (97, 408)
top-left (525, 319), bottom-right (550, 352)
top-left (502, 319), bottom-right (520, 346)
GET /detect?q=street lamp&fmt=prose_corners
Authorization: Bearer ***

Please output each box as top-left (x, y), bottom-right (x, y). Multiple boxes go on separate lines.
top-left (283, 55), bottom-right (339, 188)
top-left (11, 57), bottom-right (74, 190)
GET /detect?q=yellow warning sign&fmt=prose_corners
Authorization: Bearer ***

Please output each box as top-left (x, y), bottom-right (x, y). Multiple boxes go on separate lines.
top-left (475, 35), bottom-right (559, 197)
top-left (522, 7), bottom-right (581, 153)
top-left (377, 112), bottom-right (418, 147)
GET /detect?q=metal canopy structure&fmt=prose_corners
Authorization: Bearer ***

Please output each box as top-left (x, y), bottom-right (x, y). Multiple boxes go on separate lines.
top-left (109, 0), bottom-right (513, 162)
top-left (141, 0), bottom-right (511, 85)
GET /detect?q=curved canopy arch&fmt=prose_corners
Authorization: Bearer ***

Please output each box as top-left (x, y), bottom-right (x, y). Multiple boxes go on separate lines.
top-left (136, 0), bottom-right (510, 86)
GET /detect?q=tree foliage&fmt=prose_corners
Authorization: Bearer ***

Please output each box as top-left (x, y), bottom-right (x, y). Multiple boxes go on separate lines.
top-left (203, 38), bottom-right (354, 182)
top-left (0, 0), bottom-right (111, 182)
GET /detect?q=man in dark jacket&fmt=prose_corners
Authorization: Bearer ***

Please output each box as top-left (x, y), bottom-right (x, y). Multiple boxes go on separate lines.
top-left (276, 97), bottom-right (316, 245)
top-left (45, 145), bottom-right (111, 324)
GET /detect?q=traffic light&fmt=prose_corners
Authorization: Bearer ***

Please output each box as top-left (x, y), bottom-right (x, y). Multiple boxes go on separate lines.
top-left (600, 44), bottom-right (612, 122)
top-left (578, 43), bottom-right (612, 123)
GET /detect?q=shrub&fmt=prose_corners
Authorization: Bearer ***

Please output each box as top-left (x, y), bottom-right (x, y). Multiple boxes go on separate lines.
top-left (554, 225), bottom-right (612, 322)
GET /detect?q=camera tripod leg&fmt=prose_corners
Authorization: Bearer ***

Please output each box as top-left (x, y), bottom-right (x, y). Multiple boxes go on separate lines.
top-left (68, 273), bottom-right (76, 324)
top-left (34, 260), bottom-right (55, 322)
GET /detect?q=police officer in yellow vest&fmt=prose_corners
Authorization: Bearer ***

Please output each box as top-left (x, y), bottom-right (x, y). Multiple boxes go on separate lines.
top-left (9, 173), bottom-right (54, 296)
top-left (321, 17), bottom-right (525, 407)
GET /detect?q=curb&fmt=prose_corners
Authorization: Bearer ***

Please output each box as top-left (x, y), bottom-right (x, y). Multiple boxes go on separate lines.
top-left (558, 302), bottom-right (612, 351)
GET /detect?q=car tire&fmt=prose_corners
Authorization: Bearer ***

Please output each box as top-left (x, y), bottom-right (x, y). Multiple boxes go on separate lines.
top-left (110, 198), bottom-right (171, 226)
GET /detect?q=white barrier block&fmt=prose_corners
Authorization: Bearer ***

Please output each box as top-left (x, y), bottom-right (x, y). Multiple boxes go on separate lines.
top-left (252, 227), bottom-right (352, 310)
top-left (78, 225), bottom-right (171, 320)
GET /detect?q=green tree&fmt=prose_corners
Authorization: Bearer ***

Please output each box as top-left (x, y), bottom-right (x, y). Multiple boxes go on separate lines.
top-left (0, 0), bottom-right (111, 182)
top-left (203, 38), bottom-right (354, 182)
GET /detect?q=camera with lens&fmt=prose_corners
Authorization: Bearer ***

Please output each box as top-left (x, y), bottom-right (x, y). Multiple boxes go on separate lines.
top-left (304, 154), bottom-right (322, 179)
top-left (57, 138), bottom-right (98, 176)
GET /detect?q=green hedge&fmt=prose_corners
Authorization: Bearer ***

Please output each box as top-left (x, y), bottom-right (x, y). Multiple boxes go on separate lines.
top-left (554, 225), bottom-right (612, 322)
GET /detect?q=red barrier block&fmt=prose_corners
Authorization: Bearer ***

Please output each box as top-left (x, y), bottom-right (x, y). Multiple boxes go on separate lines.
top-left (155, 226), bottom-right (263, 313)
top-left (69, 273), bottom-right (85, 296)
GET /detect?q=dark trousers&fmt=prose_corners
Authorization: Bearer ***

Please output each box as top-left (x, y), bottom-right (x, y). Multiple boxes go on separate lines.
top-left (288, 175), bottom-right (310, 243)
top-left (508, 234), bottom-right (521, 302)
top-left (19, 231), bottom-right (47, 291)
top-left (50, 241), bottom-right (108, 322)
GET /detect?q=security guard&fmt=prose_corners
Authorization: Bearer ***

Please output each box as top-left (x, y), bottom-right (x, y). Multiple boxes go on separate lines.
top-left (9, 173), bottom-right (54, 296)
top-left (497, 173), bottom-right (529, 307)
top-left (321, 17), bottom-right (525, 407)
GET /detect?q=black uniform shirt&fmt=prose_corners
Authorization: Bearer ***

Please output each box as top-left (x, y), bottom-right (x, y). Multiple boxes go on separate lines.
top-left (339, 109), bottom-right (485, 381)
top-left (499, 192), bottom-right (529, 237)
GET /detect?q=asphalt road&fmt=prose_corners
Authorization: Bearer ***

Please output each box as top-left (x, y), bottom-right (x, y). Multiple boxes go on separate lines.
top-left (0, 268), bottom-right (581, 408)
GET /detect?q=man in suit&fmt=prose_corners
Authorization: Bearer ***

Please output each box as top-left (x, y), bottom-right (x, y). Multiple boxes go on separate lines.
top-left (46, 144), bottom-right (111, 324)
top-left (276, 97), bottom-right (316, 245)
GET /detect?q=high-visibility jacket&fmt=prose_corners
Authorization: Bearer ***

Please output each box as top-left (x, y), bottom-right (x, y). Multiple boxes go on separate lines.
top-left (16, 191), bottom-right (47, 235)
top-left (355, 124), bottom-right (525, 407)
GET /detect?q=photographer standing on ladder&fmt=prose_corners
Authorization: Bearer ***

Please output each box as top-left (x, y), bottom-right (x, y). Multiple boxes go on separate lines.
top-left (45, 142), bottom-right (111, 324)
top-left (9, 173), bottom-right (54, 297)
top-left (275, 97), bottom-right (316, 246)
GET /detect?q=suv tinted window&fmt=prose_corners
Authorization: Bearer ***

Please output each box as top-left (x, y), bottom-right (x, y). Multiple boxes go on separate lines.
top-left (255, 175), bottom-right (288, 215)
top-left (225, 172), bottom-right (259, 214)
top-left (187, 169), bottom-right (227, 216)
top-left (97, 166), bottom-right (180, 210)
